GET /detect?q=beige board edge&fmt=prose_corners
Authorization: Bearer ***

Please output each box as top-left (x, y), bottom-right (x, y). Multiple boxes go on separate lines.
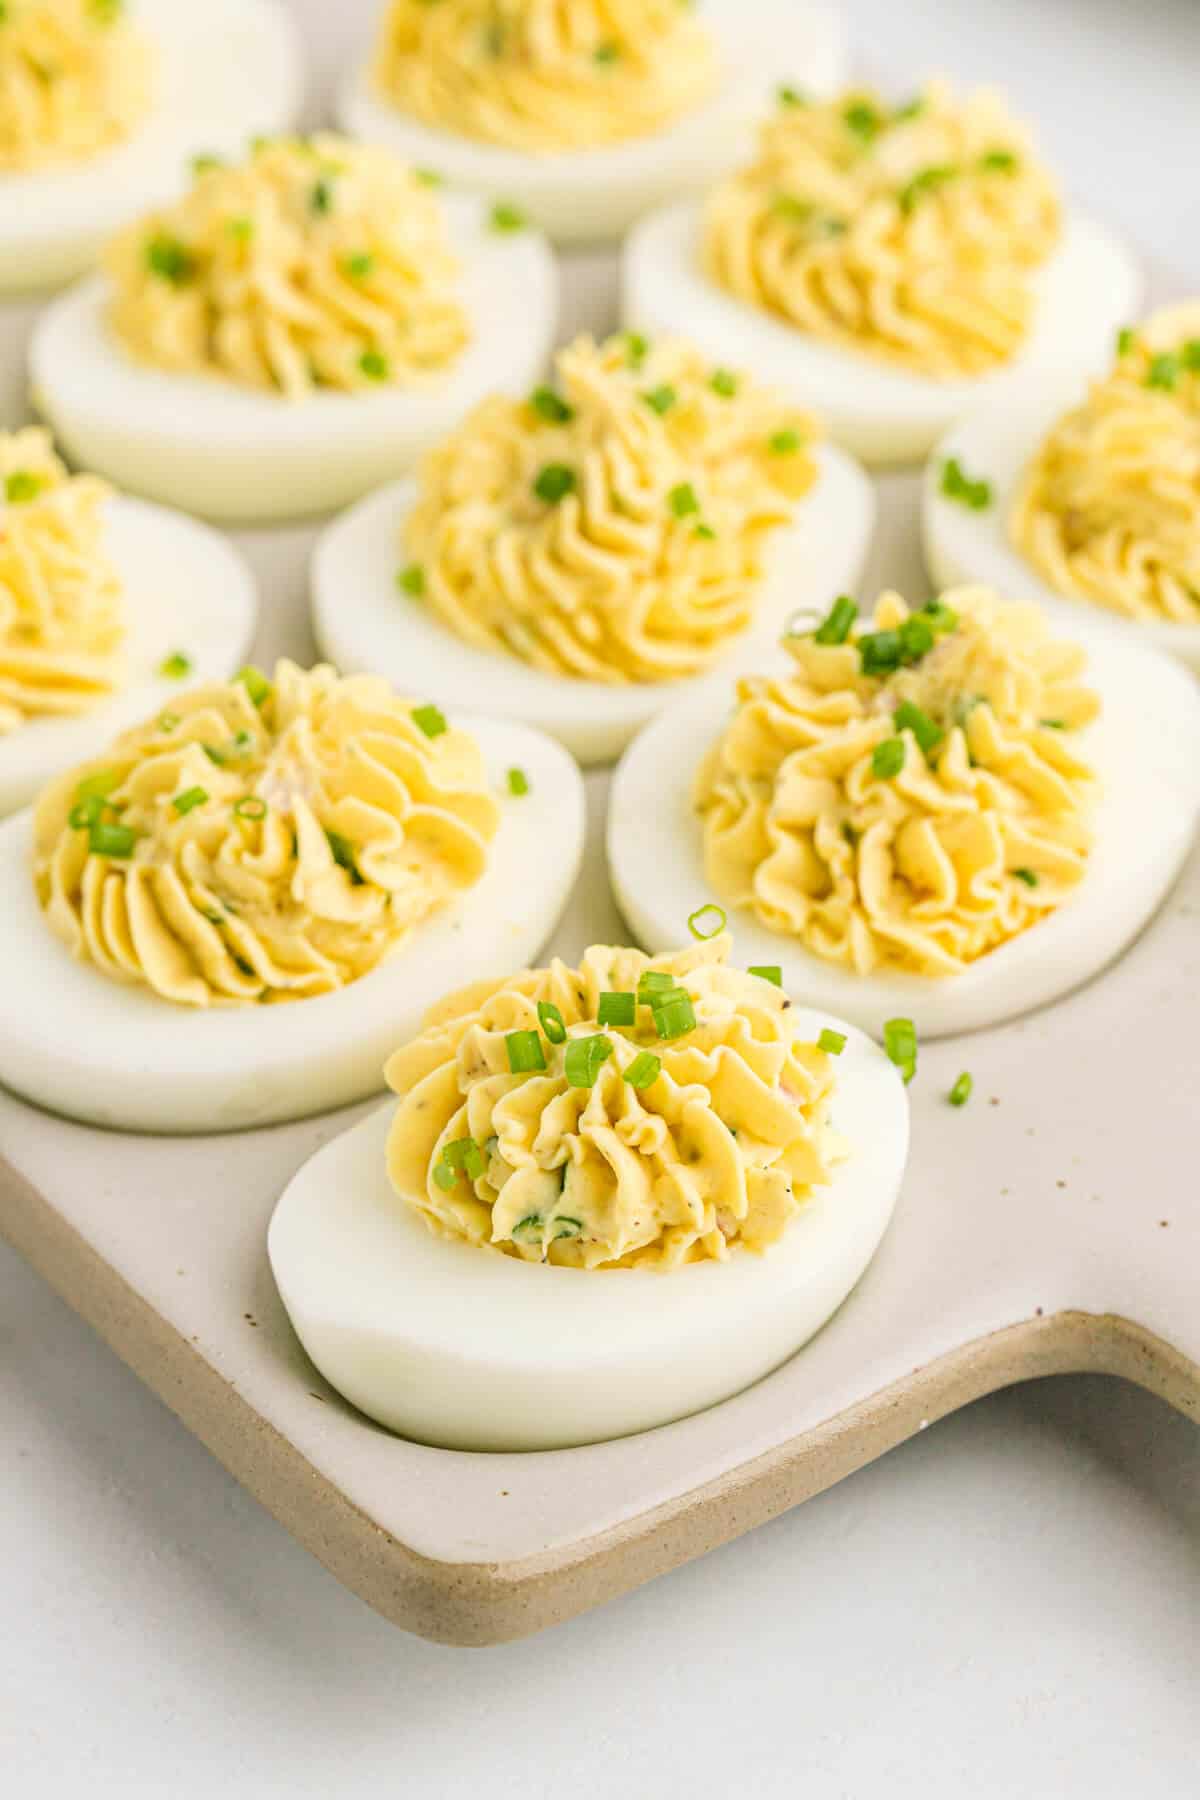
top-left (4, 1149), bottom-right (1198, 1648)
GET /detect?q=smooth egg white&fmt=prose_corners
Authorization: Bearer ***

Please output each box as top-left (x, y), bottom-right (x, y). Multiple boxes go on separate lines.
top-left (335, 0), bottom-right (847, 246)
top-left (0, 717), bottom-right (584, 1132)
top-left (608, 633), bottom-right (1200, 1040)
top-left (923, 374), bottom-right (1200, 673)
top-left (622, 203), bottom-right (1142, 465)
top-left (0, 0), bottom-right (302, 294)
top-left (268, 1011), bottom-right (908, 1451)
top-left (30, 196), bottom-right (559, 523)
top-left (0, 495), bottom-right (257, 817)
top-left (310, 446), bottom-right (875, 767)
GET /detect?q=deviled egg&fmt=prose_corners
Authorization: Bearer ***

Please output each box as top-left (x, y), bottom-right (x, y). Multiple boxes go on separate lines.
top-left (31, 134), bottom-right (558, 521)
top-left (0, 425), bottom-right (255, 816)
top-left (610, 586), bottom-right (1200, 1039)
top-left (0, 0), bottom-right (302, 292)
top-left (924, 304), bottom-right (1200, 671)
top-left (0, 660), bottom-right (584, 1130)
top-left (623, 81), bottom-right (1142, 464)
top-left (313, 331), bottom-right (875, 765)
top-left (269, 934), bottom-right (908, 1450)
top-left (336, 0), bottom-right (846, 245)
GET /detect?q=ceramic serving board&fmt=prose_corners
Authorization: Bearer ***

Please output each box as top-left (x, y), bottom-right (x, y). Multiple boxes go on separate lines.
top-left (2, 256), bottom-right (1197, 1647)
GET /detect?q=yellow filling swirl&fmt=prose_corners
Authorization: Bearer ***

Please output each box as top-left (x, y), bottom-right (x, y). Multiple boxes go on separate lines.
top-left (106, 135), bottom-right (470, 399)
top-left (0, 0), bottom-right (153, 172)
top-left (34, 662), bottom-right (500, 1007)
top-left (695, 588), bottom-right (1098, 977)
top-left (373, 0), bottom-right (717, 153)
top-left (1011, 303), bottom-right (1200, 624)
top-left (704, 82), bottom-right (1061, 378)
top-left (386, 935), bottom-right (840, 1270)
top-left (403, 332), bottom-right (818, 683)
top-left (0, 428), bottom-right (124, 735)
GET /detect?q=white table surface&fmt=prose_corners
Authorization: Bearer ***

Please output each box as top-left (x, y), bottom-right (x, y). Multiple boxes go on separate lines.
top-left (3, 1), bottom-right (1200, 1793)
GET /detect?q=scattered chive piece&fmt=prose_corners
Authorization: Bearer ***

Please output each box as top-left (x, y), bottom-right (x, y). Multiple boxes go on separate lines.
top-left (694, 522), bottom-right (717, 540)
top-left (77, 770), bottom-right (118, 801)
top-left (979, 147), bottom-right (1018, 173)
top-left (397, 563), bottom-right (426, 597)
top-left (710, 368), bottom-right (739, 397)
top-left (883, 1017), bottom-right (918, 1084)
top-left (771, 192), bottom-right (812, 224)
top-left (923, 600), bottom-right (959, 634)
top-left (637, 969), bottom-right (678, 1002)
top-left (1040, 717), bottom-right (1067, 730)
top-left (511, 1214), bottom-right (544, 1244)
top-left (190, 152), bottom-right (223, 177)
top-left (414, 166), bottom-right (442, 186)
top-left (898, 614), bottom-right (935, 662)
top-left (1146, 352), bottom-right (1179, 391)
top-left (5, 469), bottom-right (43, 503)
top-left (442, 1136), bottom-right (486, 1181)
top-left (145, 236), bottom-right (194, 284)
top-left (432, 1162), bottom-right (457, 1193)
top-left (236, 664), bottom-right (272, 707)
top-left (537, 1001), bottom-right (567, 1044)
top-left (172, 786), bottom-right (208, 816)
top-left (748, 964), bottom-right (782, 987)
top-left (202, 743), bottom-right (229, 766)
top-left (894, 699), bottom-right (943, 754)
top-left (68, 797), bottom-right (107, 830)
top-left (506, 766), bottom-right (529, 797)
top-left (564, 1033), bottom-right (613, 1087)
top-left (324, 829), bottom-right (363, 883)
top-left (530, 385), bottom-right (574, 424)
top-left (552, 1216), bottom-right (583, 1240)
top-left (872, 736), bottom-right (906, 780)
top-left (311, 177), bottom-right (335, 214)
top-left (652, 992), bottom-right (696, 1041)
top-left (948, 1071), bottom-right (974, 1107)
top-left (593, 41), bottom-right (619, 63)
top-left (624, 331), bottom-right (649, 369)
top-left (88, 819), bottom-right (136, 858)
top-left (157, 712), bottom-right (179, 732)
top-left (899, 163), bottom-right (957, 213)
top-left (227, 216), bottom-right (254, 243)
top-left (687, 902), bottom-right (726, 941)
top-left (940, 456), bottom-right (992, 510)
top-left (818, 1028), bottom-right (847, 1055)
top-left (669, 481), bottom-right (700, 518)
top-left (1182, 340), bottom-right (1200, 372)
top-left (233, 796), bottom-right (267, 821)
top-left (159, 651), bottom-right (192, 680)
top-left (894, 94), bottom-right (926, 121)
top-left (507, 1029), bottom-right (547, 1074)
top-left (858, 628), bottom-right (904, 675)
top-left (597, 991), bottom-right (636, 1028)
top-left (490, 201), bottom-right (527, 232)
top-left (624, 1051), bottom-right (662, 1090)
top-left (1116, 325), bottom-right (1136, 357)
top-left (411, 702), bottom-right (448, 738)
top-left (1014, 867), bottom-right (1039, 887)
top-left (843, 99), bottom-right (881, 140)
top-left (769, 428), bottom-right (802, 454)
top-left (343, 251), bottom-right (374, 279)
top-left (777, 84), bottom-right (806, 108)
top-left (641, 384), bottom-right (676, 415)
top-left (359, 348), bottom-right (389, 382)
top-left (814, 594), bottom-right (857, 645)
top-left (533, 462), bottom-right (576, 505)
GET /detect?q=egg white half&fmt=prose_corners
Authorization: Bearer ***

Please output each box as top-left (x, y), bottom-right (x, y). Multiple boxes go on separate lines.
top-left (310, 446), bottom-right (875, 767)
top-left (0, 717), bottom-right (584, 1133)
top-left (923, 375), bottom-right (1200, 674)
top-left (608, 634), bottom-right (1200, 1041)
top-left (268, 1011), bottom-right (907, 1452)
top-left (335, 1), bottom-right (846, 246)
top-left (0, 0), bottom-right (303, 294)
top-left (30, 196), bottom-right (558, 523)
top-left (0, 496), bottom-right (257, 818)
top-left (623, 203), bottom-right (1142, 466)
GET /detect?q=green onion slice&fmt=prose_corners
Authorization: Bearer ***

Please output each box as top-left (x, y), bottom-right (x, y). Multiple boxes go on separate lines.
top-left (597, 991), bottom-right (636, 1028)
top-left (442, 1137), bottom-right (486, 1181)
top-left (506, 767), bottom-right (529, 796)
top-left (506, 1030), bottom-right (547, 1074)
top-left (397, 563), bottom-right (426, 597)
top-left (872, 737), bottom-right (906, 780)
top-left (814, 594), bottom-right (857, 645)
top-left (641, 384), bottom-right (676, 415)
top-left (818, 1028), bottom-right (847, 1055)
top-left (537, 1001), bottom-right (567, 1044)
top-left (748, 964), bottom-right (783, 987)
top-left (564, 1033), bottom-right (614, 1088)
top-left (236, 665), bottom-right (272, 707)
top-left (88, 820), bottom-right (137, 859)
top-left (883, 1017), bottom-right (918, 1084)
top-left (624, 1051), bottom-right (662, 1091)
top-left (411, 703), bottom-right (448, 738)
top-left (490, 202), bottom-right (527, 232)
top-left (637, 969), bottom-right (678, 1002)
top-left (233, 796), bottom-right (267, 821)
top-left (668, 481), bottom-right (700, 518)
top-left (530, 386), bottom-right (574, 424)
top-left (1014, 867), bottom-right (1040, 887)
top-left (511, 1214), bottom-right (545, 1243)
top-left (172, 786), bottom-right (208, 816)
top-left (948, 1071), bottom-right (973, 1107)
top-left (652, 993), bottom-right (696, 1042)
top-left (893, 700), bottom-right (943, 754)
top-left (687, 903), bottom-right (726, 941)
top-left (532, 463), bottom-right (576, 505)
top-left (159, 651), bottom-right (192, 679)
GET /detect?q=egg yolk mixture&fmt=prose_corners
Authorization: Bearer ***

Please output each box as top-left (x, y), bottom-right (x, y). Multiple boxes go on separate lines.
top-left (704, 81), bottom-right (1061, 379)
top-left (34, 662), bottom-right (500, 1007)
top-left (402, 332), bottom-right (818, 683)
top-left (106, 135), bottom-right (470, 399)
top-left (695, 588), bottom-right (1098, 977)
top-left (1011, 305), bottom-right (1200, 624)
top-left (0, 428), bottom-right (124, 734)
top-left (385, 935), bottom-right (840, 1270)
top-left (372, 0), bottom-right (717, 153)
top-left (0, 0), bottom-right (153, 172)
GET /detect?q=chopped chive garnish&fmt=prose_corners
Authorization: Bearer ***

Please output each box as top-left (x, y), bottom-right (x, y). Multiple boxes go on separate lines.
top-left (687, 903), bottom-right (726, 941)
top-left (343, 251), bottom-right (374, 279)
top-left (88, 820), bottom-right (136, 858)
top-left (202, 743), bottom-right (228, 766)
top-left (898, 614), bottom-right (935, 662)
top-left (624, 1051), bottom-right (661, 1090)
top-left (76, 769), bottom-right (119, 802)
top-left (710, 368), bottom-right (739, 397)
top-left (412, 702), bottom-right (448, 738)
top-left (899, 163), bottom-right (957, 213)
top-left (159, 650), bottom-right (192, 679)
top-left (432, 1163), bottom-right (457, 1193)
top-left (311, 177), bottom-right (335, 214)
top-left (771, 192), bottom-right (813, 224)
top-left (551, 1217), bottom-right (583, 1240)
top-left (669, 481), bottom-right (700, 518)
top-left (235, 664), bottom-right (272, 707)
top-left (533, 463), bottom-right (576, 504)
top-left (1116, 325), bottom-right (1136, 357)
top-left (593, 41), bottom-right (619, 63)
top-left (158, 712), bottom-right (179, 732)
top-left (893, 94), bottom-right (926, 121)
top-left (359, 348), bottom-right (389, 382)
top-left (414, 166), bottom-right (442, 186)
top-left (883, 1017), bottom-right (918, 1084)
top-left (597, 991), bottom-right (636, 1028)
top-left (1146, 352), bottom-right (1179, 391)
top-left (948, 1071), bottom-right (973, 1107)
top-left (323, 831), bottom-right (362, 884)
top-left (923, 601), bottom-right (959, 635)
top-left (814, 594), bottom-right (857, 645)
top-left (190, 152), bottom-right (223, 177)
top-left (641, 384), bottom-right (676, 415)
top-left (652, 992), bottom-right (696, 1041)
top-left (507, 1029), bottom-right (547, 1074)
top-left (940, 456), bottom-right (992, 509)
top-left (818, 1028), bottom-right (847, 1055)
top-left (530, 386), bottom-right (574, 424)
top-left (872, 737), bottom-right (906, 780)
top-left (858, 628), bottom-right (903, 675)
top-left (397, 563), bottom-right (426, 597)
top-left (564, 1033), bottom-right (613, 1087)
top-left (893, 700), bottom-right (943, 754)
top-left (490, 201), bottom-right (527, 232)
top-left (748, 964), bottom-right (782, 987)
top-left (777, 84), bottom-right (806, 108)
top-left (624, 331), bottom-right (649, 369)
top-left (69, 798), bottom-right (106, 830)
top-left (1040, 717), bottom-right (1067, 730)
top-left (5, 470), bottom-right (43, 503)
top-left (1014, 867), bottom-right (1039, 887)
top-left (769, 429), bottom-right (802, 454)
top-left (843, 99), bottom-right (881, 141)
top-left (442, 1137), bottom-right (486, 1180)
top-left (506, 766), bottom-right (529, 796)
top-left (233, 796), bottom-right (267, 820)
top-left (227, 216), bottom-right (254, 243)
top-left (637, 969), bottom-right (678, 1002)
top-left (694, 523), bottom-right (717, 540)
top-left (1182, 340), bottom-right (1200, 372)
top-left (537, 1001), bottom-right (567, 1044)
top-left (145, 236), bottom-right (194, 284)
top-left (511, 1214), bottom-right (544, 1243)
top-left (979, 147), bottom-right (1018, 173)
top-left (172, 786), bottom-right (208, 816)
